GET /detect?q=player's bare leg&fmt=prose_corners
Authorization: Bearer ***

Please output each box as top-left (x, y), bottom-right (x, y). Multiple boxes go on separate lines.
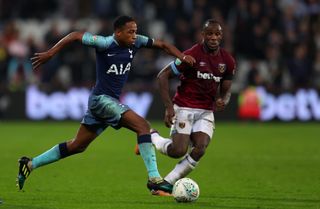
top-left (120, 110), bottom-right (172, 195)
top-left (17, 125), bottom-right (97, 190)
top-left (66, 125), bottom-right (98, 155)
top-left (164, 132), bottom-right (210, 185)
top-left (189, 132), bottom-right (210, 161)
top-left (139, 133), bottom-right (190, 193)
top-left (165, 133), bottom-right (190, 158)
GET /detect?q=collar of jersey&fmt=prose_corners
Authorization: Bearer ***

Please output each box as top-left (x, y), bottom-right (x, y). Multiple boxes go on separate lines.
top-left (112, 34), bottom-right (120, 46)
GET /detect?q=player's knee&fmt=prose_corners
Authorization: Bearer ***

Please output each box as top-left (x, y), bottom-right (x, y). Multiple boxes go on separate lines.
top-left (192, 144), bottom-right (207, 160)
top-left (171, 146), bottom-right (188, 158)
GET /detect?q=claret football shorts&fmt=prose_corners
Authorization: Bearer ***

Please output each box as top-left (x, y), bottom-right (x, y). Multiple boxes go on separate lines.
top-left (170, 104), bottom-right (215, 138)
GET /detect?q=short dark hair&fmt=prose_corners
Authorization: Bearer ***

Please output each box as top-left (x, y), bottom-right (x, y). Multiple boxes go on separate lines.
top-left (202, 19), bottom-right (220, 30)
top-left (113, 15), bottom-right (135, 30)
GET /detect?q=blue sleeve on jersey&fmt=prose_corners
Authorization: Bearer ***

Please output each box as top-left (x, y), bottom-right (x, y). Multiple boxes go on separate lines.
top-left (82, 32), bottom-right (113, 50)
top-left (170, 61), bottom-right (181, 76)
top-left (135, 35), bottom-right (154, 48)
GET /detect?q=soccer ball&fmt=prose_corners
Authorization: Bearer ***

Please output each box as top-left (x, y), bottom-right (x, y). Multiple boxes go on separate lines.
top-left (172, 178), bottom-right (200, 202)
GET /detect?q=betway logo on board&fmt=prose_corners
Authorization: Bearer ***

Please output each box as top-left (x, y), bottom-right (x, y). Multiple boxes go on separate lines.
top-left (238, 87), bottom-right (320, 121)
top-left (26, 85), bottom-right (152, 120)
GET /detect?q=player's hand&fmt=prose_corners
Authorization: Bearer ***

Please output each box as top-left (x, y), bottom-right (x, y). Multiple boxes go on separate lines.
top-left (182, 55), bottom-right (196, 66)
top-left (164, 105), bottom-right (175, 128)
top-left (31, 52), bottom-right (53, 70)
top-left (215, 98), bottom-right (225, 112)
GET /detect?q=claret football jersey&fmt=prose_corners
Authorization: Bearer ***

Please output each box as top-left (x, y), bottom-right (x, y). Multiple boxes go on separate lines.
top-left (170, 43), bottom-right (236, 110)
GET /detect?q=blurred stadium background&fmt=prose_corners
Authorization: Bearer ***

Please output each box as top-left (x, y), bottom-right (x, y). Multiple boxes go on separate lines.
top-left (0, 0), bottom-right (319, 121)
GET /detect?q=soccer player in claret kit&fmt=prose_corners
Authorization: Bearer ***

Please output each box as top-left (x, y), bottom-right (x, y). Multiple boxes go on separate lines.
top-left (17, 15), bottom-right (195, 195)
top-left (136, 19), bottom-right (236, 193)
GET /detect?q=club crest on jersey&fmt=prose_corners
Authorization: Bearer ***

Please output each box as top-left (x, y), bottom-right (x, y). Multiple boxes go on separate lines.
top-left (128, 49), bottom-right (133, 58)
top-left (218, 63), bottom-right (226, 73)
top-left (178, 122), bottom-right (185, 129)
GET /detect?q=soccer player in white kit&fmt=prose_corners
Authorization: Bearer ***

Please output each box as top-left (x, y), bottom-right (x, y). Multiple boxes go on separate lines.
top-left (142, 19), bottom-right (236, 193)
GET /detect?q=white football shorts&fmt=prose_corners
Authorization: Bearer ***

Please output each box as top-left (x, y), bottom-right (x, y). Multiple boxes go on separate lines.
top-left (170, 104), bottom-right (215, 138)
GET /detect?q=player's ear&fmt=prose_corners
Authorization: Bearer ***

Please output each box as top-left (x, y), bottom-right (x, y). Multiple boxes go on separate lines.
top-left (200, 30), bottom-right (205, 37)
top-left (115, 26), bottom-right (125, 37)
top-left (115, 29), bottom-right (122, 37)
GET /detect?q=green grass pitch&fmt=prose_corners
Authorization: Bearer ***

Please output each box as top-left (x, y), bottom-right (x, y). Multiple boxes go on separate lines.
top-left (0, 121), bottom-right (319, 209)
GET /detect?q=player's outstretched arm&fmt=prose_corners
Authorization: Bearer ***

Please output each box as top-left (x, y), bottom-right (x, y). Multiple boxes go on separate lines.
top-left (152, 40), bottom-right (195, 66)
top-left (31, 31), bottom-right (85, 70)
top-left (157, 65), bottom-right (176, 127)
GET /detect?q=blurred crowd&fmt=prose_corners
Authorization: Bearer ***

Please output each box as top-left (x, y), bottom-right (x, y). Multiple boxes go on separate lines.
top-left (0, 0), bottom-right (320, 94)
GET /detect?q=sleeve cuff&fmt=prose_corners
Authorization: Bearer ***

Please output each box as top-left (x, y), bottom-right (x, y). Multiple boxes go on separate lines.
top-left (170, 62), bottom-right (181, 75)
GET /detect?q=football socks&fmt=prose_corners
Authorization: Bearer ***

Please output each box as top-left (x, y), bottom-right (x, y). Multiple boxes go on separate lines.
top-left (150, 131), bottom-right (172, 155)
top-left (164, 154), bottom-right (198, 185)
top-left (32, 142), bottom-right (68, 169)
top-left (137, 134), bottom-right (161, 178)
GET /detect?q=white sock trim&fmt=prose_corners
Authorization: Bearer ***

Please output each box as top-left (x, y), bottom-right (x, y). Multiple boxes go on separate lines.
top-left (164, 154), bottom-right (197, 185)
top-left (150, 131), bottom-right (159, 137)
top-left (186, 154), bottom-right (198, 167)
top-left (162, 141), bottom-right (171, 155)
top-left (151, 134), bottom-right (172, 155)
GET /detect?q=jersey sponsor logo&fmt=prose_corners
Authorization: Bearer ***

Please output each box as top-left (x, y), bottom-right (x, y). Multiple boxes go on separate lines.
top-left (107, 63), bottom-right (131, 75)
top-left (199, 62), bottom-right (206, 67)
top-left (197, 71), bottom-right (222, 82)
top-left (218, 63), bottom-right (226, 73)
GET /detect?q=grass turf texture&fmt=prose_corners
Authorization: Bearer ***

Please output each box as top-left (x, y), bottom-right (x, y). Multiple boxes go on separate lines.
top-left (0, 121), bottom-right (319, 209)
